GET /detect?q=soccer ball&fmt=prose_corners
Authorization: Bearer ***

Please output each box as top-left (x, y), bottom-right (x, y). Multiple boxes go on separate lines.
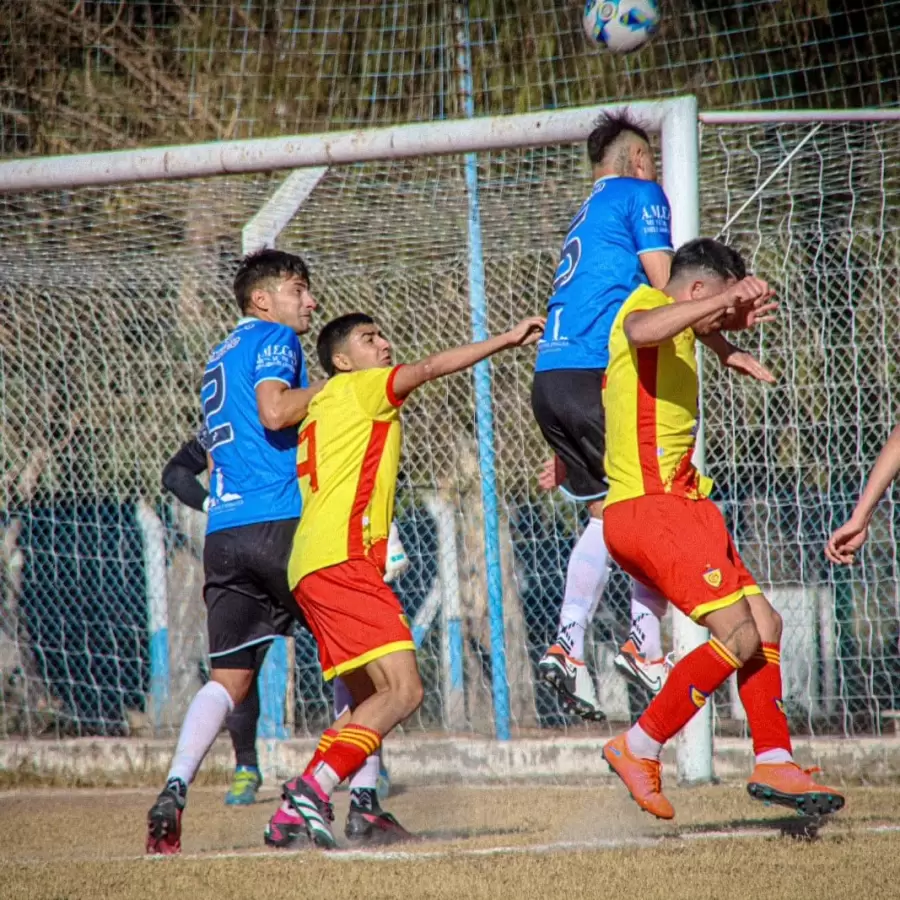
top-left (583, 0), bottom-right (661, 54)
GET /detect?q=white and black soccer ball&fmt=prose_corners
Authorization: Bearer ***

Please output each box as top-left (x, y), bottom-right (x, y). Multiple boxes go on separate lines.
top-left (583, 0), bottom-right (661, 54)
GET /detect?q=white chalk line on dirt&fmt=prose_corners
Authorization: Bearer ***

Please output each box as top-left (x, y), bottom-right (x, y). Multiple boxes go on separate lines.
top-left (8, 823), bottom-right (900, 868)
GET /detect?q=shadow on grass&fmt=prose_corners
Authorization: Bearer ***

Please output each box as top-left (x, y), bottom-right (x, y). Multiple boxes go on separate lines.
top-left (679, 815), bottom-right (832, 841)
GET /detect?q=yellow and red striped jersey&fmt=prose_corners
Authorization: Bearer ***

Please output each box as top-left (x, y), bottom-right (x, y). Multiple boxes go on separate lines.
top-left (603, 285), bottom-right (714, 507)
top-left (288, 366), bottom-right (404, 587)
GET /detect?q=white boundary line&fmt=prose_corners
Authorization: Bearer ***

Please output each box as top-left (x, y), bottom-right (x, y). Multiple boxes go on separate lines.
top-left (7, 824), bottom-right (900, 868)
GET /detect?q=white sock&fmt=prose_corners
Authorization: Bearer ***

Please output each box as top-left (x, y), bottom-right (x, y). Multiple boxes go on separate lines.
top-left (629, 580), bottom-right (668, 660)
top-left (167, 680), bottom-right (235, 787)
top-left (333, 677), bottom-right (352, 719)
top-left (312, 761), bottom-right (342, 796)
top-left (348, 749), bottom-right (380, 791)
top-left (556, 517), bottom-right (610, 661)
top-left (626, 723), bottom-right (663, 760)
top-left (756, 748), bottom-right (793, 765)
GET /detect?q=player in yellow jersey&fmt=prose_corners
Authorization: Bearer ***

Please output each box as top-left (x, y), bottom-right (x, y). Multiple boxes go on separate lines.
top-left (598, 238), bottom-right (845, 821)
top-left (266, 310), bottom-right (545, 849)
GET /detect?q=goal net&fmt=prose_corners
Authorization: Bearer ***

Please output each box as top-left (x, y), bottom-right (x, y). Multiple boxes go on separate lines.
top-left (1, 110), bottom-right (899, 764)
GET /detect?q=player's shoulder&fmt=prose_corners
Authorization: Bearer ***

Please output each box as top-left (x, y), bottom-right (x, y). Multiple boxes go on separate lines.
top-left (614, 177), bottom-right (668, 206)
top-left (614, 286), bottom-right (672, 329)
top-left (241, 317), bottom-right (299, 349)
top-left (313, 367), bottom-right (393, 410)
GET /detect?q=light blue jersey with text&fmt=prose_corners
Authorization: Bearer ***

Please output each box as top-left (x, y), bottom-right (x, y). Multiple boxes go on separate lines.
top-left (201, 317), bottom-right (308, 534)
top-left (535, 176), bottom-right (673, 372)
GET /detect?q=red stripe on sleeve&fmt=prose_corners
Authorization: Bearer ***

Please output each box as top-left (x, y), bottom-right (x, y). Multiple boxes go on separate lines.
top-left (386, 365), bottom-right (406, 408)
top-left (636, 347), bottom-right (664, 494)
top-left (347, 421), bottom-right (392, 558)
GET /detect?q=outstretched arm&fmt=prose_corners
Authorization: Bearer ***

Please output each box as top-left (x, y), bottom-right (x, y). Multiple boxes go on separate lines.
top-left (624, 276), bottom-right (773, 348)
top-left (391, 316), bottom-right (545, 401)
top-left (826, 424), bottom-right (900, 565)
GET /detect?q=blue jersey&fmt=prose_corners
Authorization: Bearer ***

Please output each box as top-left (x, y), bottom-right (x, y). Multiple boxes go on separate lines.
top-left (200, 317), bottom-right (308, 534)
top-left (534, 177), bottom-right (673, 372)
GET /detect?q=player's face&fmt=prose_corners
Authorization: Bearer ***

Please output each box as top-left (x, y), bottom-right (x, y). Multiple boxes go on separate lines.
top-left (341, 324), bottom-right (393, 371)
top-left (268, 275), bottom-right (318, 334)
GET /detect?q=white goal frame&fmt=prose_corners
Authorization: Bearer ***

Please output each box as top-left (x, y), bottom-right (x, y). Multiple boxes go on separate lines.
top-left (0, 97), bottom-right (710, 778)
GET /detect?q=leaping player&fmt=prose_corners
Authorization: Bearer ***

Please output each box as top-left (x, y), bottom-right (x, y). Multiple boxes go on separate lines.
top-left (532, 111), bottom-right (775, 720)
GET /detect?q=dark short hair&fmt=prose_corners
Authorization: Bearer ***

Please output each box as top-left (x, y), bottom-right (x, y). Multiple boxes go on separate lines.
top-left (587, 111), bottom-right (651, 166)
top-left (316, 312), bottom-right (375, 376)
top-left (670, 238), bottom-right (747, 283)
top-left (233, 248), bottom-right (310, 313)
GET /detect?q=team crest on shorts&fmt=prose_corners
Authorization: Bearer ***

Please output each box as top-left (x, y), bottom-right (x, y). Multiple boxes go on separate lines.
top-left (775, 698), bottom-right (785, 715)
top-left (702, 567), bottom-right (722, 589)
top-left (689, 686), bottom-right (708, 709)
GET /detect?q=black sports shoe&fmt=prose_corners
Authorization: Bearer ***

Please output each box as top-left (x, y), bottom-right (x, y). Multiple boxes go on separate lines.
top-left (147, 779), bottom-right (186, 855)
top-left (345, 788), bottom-right (415, 846)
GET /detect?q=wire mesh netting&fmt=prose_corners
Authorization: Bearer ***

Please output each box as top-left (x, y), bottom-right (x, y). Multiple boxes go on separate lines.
top-left (1, 1), bottom-right (897, 157)
top-left (2, 120), bottom-right (899, 741)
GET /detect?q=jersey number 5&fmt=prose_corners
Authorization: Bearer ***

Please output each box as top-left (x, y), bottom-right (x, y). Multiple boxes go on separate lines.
top-left (552, 203), bottom-right (588, 292)
top-left (297, 421), bottom-right (318, 492)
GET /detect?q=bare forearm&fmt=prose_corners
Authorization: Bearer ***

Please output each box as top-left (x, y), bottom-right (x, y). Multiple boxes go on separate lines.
top-left (394, 333), bottom-right (511, 397)
top-left (625, 295), bottom-right (726, 347)
top-left (850, 424), bottom-right (900, 523)
top-left (257, 382), bottom-right (325, 430)
top-left (698, 331), bottom-right (734, 360)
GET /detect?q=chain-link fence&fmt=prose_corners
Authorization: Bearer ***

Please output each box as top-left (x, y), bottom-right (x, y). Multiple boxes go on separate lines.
top-left (2, 117), bottom-right (898, 741)
top-left (2, 0), bottom-right (897, 157)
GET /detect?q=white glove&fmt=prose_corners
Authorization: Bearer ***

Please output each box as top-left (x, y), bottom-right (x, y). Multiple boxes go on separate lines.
top-left (383, 520), bottom-right (410, 583)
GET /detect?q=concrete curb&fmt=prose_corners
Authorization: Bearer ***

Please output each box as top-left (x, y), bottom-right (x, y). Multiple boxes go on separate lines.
top-left (2, 735), bottom-right (899, 786)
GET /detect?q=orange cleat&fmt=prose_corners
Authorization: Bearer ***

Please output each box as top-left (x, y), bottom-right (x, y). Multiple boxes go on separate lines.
top-left (602, 733), bottom-right (675, 820)
top-left (747, 762), bottom-right (845, 817)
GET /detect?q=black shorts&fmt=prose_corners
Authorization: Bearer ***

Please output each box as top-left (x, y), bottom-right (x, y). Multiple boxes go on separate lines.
top-left (203, 518), bottom-right (307, 668)
top-left (531, 368), bottom-right (607, 502)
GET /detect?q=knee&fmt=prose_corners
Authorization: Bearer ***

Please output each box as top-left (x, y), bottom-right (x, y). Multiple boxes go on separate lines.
top-left (715, 617), bottom-right (761, 666)
top-left (755, 602), bottom-right (783, 644)
top-left (395, 675), bottom-right (424, 721)
top-left (212, 669), bottom-right (254, 706)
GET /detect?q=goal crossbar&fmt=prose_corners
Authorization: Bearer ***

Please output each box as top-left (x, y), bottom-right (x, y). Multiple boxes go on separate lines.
top-left (0, 99), bottom-right (689, 193)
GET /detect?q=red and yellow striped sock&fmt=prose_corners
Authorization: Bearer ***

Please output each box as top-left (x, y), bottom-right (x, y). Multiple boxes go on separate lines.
top-left (738, 642), bottom-right (792, 757)
top-left (317, 724), bottom-right (382, 786)
top-left (303, 728), bottom-right (339, 776)
top-left (639, 637), bottom-right (741, 744)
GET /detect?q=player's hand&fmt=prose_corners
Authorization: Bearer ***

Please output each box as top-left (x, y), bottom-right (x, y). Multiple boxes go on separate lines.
top-left (825, 516), bottom-right (870, 565)
top-left (537, 455), bottom-right (566, 492)
top-left (505, 316), bottom-right (546, 348)
top-left (722, 276), bottom-right (773, 309)
top-left (720, 277), bottom-right (778, 331)
top-left (721, 349), bottom-right (777, 385)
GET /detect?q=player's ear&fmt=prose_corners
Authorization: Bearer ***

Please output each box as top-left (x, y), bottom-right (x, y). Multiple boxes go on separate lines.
top-left (331, 350), bottom-right (352, 373)
top-left (249, 286), bottom-right (271, 315)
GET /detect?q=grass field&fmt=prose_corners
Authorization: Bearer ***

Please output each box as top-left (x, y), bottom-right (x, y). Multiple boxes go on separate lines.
top-left (3, 779), bottom-right (900, 900)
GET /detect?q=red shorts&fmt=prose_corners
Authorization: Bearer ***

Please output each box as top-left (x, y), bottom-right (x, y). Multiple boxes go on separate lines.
top-left (604, 495), bottom-right (760, 622)
top-left (294, 558), bottom-right (415, 681)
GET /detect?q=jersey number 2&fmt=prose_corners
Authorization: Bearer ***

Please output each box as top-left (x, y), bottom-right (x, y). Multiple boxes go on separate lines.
top-left (200, 364), bottom-right (234, 451)
top-left (297, 421), bottom-right (318, 491)
top-left (552, 204), bottom-right (588, 292)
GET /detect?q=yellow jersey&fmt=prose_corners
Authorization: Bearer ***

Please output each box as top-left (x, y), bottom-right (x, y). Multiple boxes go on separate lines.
top-left (603, 285), bottom-right (714, 507)
top-left (288, 366), bottom-right (404, 587)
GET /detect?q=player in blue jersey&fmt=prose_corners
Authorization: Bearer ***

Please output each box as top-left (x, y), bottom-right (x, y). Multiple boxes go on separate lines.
top-left (532, 113), bottom-right (775, 720)
top-left (159, 429), bottom-right (401, 812)
top-left (147, 249), bottom-right (323, 854)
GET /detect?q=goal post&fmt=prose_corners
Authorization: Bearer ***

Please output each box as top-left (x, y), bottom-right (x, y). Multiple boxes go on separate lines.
top-left (0, 96), bottom-right (701, 772)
